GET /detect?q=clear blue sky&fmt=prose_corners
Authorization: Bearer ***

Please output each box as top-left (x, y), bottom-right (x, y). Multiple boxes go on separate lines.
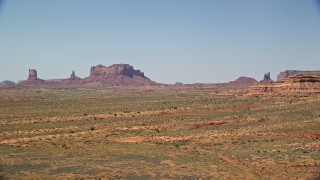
top-left (0, 0), bottom-right (319, 83)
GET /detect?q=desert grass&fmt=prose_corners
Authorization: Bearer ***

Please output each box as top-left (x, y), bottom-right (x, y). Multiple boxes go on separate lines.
top-left (0, 87), bottom-right (319, 179)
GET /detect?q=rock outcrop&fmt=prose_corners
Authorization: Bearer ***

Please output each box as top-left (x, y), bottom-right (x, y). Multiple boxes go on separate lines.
top-left (60, 71), bottom-right (83, 85)
top-left (19, 69), bottom-right (45, 86)
top-left (18, 64), bottom-right (155, 87)
top-left (69, 71), bottom-right (82, 80)
top-left (84, 64), bottom-right (155, 86)
top-left (248, 74), bottom-right (320, 95)
top-left (27, 69), bottom-right (39, 80)
top-left (227, 76), bottom-right (257, 87)
top-left (260, 72), bottom-right (273, 83)
top-left (277, 70), bottom-right (320, 81)
top-left (90, 64), bottom-right (145, 77)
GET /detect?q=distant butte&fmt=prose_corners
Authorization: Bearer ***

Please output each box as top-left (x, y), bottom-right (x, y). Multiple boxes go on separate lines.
top-left (15, 64), bottom-right (260, 88)
top-left (18, 64), bottom-right (155, 87)
top-left (83, 64), bottom-right (155, 85)
top-left (15, 66), bottom-right (320, 92)
top-left (260, 72), bottom-right (273, 83)
top-left (227, 76), bottom-right (257, 87)
top-left (60, 71), bottom-right (83, 85)
top-left (19, 69), bottom-right (45, 86)
top-left (69, 71), bottom-right (82, 81)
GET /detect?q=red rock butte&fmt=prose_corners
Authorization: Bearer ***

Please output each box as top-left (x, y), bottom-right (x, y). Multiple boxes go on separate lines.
top-left (18, 64), bottom-right (156, 87)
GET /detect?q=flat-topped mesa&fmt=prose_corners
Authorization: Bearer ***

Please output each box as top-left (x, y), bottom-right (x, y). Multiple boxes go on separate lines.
top-left (277, 70), bottom-right (320, 81)
top-left (90, 64), bottom-right (145, 78)
top-left (85, 64), bottom-right (155, 85)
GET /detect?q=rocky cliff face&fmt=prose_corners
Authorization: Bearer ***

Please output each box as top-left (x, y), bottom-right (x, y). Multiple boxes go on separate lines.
top-left (277, 70), bottom-right (320, 81)
top-left (248, 74), bottom-right (320, 95)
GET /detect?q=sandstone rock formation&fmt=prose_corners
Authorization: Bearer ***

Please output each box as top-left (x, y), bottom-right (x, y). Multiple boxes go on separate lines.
top-left (260, 72), bottom-right (273, 83)
top-left (60, 71), bottom-right (83, 85)
top-left (277, 70), bottom-right (320, 81)
top-left (69, 71), bottom-right (82, 80)
top-left (227, 76), bottom-right (257, 87)
top-left (248, 74), bottom-right (320, 95)
top-left (18, 64), bottom-right (155, 87)
top-left (84, 64), bottom-right (155, 86)
top-left (19, 69), bottom-right (45, 86)
top-left (90, 64), bottom-right (145, 77)
top-left (27, 69), bottom-right (40, 80)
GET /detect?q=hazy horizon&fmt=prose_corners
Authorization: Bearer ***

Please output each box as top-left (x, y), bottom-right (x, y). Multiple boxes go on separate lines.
top-left (1, 0), bottom-right (320, 84)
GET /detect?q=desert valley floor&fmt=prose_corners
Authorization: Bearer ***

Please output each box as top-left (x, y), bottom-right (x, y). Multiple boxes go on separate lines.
top-left (0, 87), bottom-right (319, 179)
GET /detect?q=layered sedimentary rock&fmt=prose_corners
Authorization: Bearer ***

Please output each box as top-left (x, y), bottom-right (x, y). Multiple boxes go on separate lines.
top-left (277, 70), bottom-right (320, 81)
top-left (90, 64), bottom-right (145, 77)
top-left (84, 64), bottom-right (155, 85)
top-left (248, 74), bottom-right (320, 95)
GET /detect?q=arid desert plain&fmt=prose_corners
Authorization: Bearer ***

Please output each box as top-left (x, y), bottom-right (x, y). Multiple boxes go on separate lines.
top-left (0, 85), bottom-right (319, 179)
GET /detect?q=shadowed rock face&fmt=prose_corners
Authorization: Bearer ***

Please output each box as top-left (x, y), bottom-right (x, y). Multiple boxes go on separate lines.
top-left (248, 74), bottom-right (320, 95)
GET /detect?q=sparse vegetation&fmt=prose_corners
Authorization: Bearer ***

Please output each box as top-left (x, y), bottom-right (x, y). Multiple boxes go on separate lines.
top-left (0, 87), bottom-right (319, 179)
